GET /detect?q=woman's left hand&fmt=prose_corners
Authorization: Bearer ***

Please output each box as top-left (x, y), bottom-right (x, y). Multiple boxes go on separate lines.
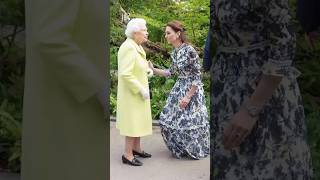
top-left (179, 96), bottom-right (190, 109)
top-left (223, 107), bottom-right (258, 150)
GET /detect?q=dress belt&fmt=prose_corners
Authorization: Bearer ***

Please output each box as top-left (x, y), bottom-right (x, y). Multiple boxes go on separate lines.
top-left (217, 41), bottom-right (269, 53)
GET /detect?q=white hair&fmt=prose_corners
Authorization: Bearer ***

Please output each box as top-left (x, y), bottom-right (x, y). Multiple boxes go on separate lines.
top-left (125, 18), bottom-right (147, 38)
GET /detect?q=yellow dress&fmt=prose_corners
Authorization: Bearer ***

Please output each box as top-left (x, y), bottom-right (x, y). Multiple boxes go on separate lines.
top-left (116, 38), bottom-right (152, 137)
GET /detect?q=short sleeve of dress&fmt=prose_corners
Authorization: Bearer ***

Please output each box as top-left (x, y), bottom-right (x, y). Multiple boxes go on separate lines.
top-left (262, 0), bottom-right (299, 77)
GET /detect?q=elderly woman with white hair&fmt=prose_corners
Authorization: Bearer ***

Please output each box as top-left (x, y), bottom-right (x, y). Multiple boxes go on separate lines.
top-left (116, 18), bottom-right (153, 166)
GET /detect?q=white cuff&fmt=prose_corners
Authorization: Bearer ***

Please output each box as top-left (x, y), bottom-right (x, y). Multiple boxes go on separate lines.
top-left (146, 68), bottom-right (154, 77)
top-left (140, 88), bottom-right (150, 100)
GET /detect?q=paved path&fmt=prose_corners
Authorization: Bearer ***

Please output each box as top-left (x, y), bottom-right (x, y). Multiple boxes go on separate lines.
top-left (0, 122), bottom-right (210, 180)
top-left (110, 122), bottom-right (210, 180)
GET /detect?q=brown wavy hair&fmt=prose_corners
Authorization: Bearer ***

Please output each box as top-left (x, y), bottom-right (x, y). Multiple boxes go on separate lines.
top-left (166, 20), bottom-right (188, 43)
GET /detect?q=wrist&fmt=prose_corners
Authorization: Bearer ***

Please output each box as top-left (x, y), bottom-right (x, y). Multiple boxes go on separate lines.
top-left (164, 70), bottom-right (171, 77)
top-left (140, 88), bottom-right (147, 94)
top-left (243, 100), bottom-right (263, 118)
top-left (185, 93), bottom-right (192, 99)
top-left (147, 68), bottom-right (153, 77)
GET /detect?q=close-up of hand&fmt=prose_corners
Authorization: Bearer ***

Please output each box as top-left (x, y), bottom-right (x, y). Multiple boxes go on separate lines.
top-left (179, 96), bottom-right (191, 109)
top-left (223, 107), bottom-right (258, 150)
top-left (140, 88), bottom-right (150, 100)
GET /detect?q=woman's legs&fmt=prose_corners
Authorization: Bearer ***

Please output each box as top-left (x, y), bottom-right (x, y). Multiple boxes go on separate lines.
top-left (123, 136), bottom-right (143, 166)
top-left (131, 137), bottom-right (152, 158)
top-left (133, 137), bottom-right (142, 152)
top-left (124, 136), bottom-right (135, 160)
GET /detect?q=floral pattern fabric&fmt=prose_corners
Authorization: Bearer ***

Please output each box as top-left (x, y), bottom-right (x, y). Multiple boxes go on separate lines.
top-left (210, 0), bottom-right (313, 179)
top-left (159, 43), bottom-right (210, 159)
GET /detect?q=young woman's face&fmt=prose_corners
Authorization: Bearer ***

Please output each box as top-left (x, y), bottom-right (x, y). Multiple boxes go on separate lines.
top-left (165, 26), bottom-right (180, 45)
top-left (133, 25), bottom-right (149, 44)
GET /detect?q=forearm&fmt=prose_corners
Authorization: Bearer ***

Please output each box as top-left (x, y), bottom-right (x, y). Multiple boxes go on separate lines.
top-left (248, 74), bottom-right (282, 107)
top-left (186, 85), bottom-right (198, 98)
top-left (152, 68), bottom-right (170, 77)
top-left (121, 75), bottom-right (149, 99)
top-left (180, 84), bottom-right (198, 109)
top-left (120, 73), bottom-right (145, 94)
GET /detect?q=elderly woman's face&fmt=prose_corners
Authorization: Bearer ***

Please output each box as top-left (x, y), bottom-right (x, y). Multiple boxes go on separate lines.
top-left (133, 25), bottom-right (148, 44)
top-left (165, 26), bottom-right (180, 45)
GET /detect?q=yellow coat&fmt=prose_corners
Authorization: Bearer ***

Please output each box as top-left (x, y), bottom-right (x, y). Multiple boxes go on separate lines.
top-left (116, 38), bottom-right (152, 137)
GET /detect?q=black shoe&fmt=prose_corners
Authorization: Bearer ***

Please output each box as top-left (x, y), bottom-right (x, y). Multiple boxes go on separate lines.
top-left (122, 155), bottom-right (143, 166)
top-left (133, 150), bottom-right (152, 158)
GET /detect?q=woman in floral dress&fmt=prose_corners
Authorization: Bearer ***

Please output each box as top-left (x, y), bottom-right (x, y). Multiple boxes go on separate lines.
top-left (209, 0), bottom-right (313, 179)
top-left (149, 20), bottom-right (209, 159)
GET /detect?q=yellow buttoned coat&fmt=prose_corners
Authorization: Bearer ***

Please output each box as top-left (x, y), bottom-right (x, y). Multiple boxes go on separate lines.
top-left (116, 38), bottom-right (152, 137)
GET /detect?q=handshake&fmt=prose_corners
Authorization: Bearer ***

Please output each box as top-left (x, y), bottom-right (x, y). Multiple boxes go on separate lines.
top-left (140, 88), bottom-right (150, 100)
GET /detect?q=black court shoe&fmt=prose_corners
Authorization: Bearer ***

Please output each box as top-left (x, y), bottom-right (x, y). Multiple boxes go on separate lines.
top-left (132, 150), bottom-right (152, 158)
top-left (122, 155), bottom-right (143, 166)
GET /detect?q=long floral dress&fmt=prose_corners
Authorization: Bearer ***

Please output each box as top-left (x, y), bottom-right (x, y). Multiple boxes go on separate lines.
top-left (210, 0), bottom-right (313, 179)
top-left (159, 43), bottom-right (210, 159)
